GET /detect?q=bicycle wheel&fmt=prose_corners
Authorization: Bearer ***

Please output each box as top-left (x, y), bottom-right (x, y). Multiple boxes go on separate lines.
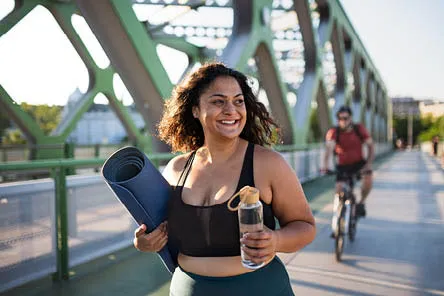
top-left (335, 206), bottom-right (345, 262)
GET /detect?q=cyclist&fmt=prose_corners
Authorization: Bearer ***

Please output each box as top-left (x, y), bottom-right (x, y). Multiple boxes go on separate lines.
top-left (321, 105), bottom-right (375, 218)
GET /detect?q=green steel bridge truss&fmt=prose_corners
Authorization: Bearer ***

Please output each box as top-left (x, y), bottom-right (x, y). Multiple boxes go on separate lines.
top-left (0, 0), bottom-right (390, 159)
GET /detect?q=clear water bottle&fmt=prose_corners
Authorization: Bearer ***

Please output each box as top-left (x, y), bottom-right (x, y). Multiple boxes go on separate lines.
top-left (228, 186), bottom-right (264, 269)
top-left (344, 200), bottom-right (351, 234)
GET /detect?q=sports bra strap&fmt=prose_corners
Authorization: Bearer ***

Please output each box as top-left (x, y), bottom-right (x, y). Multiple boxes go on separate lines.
top-left (175, 151), bottom-right (196, 190)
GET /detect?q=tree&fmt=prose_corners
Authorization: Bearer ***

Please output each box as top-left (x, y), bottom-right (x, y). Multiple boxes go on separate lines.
top-left (392, 115), bottom-right (423, 145)
top-left (2, 103), bottom-right (62, 144)
top-left (2, 130), bottom-right (26, 144)
top-left (393, 113), bottom-right (444, 145)
top-left (20, 103), bottom-right (62, 135)
top-left (418, 115), bottom-right (444, 142)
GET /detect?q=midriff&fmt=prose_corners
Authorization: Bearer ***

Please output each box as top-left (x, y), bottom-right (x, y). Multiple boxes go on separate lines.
top-left (178, 253), bottom-right (273, 277)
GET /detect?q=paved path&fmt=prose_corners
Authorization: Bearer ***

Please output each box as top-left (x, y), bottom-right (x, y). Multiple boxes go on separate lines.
top-left (282, 151), bottom-right (444, 296)
top-left (3, 151), bottom-right (444, 296)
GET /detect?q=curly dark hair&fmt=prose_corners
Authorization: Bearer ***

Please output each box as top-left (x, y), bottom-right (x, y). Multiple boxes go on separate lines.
top-left (157, 62), bottom-right (281, 152)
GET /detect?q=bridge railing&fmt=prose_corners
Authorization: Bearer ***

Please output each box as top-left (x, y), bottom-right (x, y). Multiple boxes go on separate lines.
top-left (0, 143), bottom-right (392, 293)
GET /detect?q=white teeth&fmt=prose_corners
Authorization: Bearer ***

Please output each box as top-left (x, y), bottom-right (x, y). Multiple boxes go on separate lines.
top-left (221, 120), bottom-right (235, 124)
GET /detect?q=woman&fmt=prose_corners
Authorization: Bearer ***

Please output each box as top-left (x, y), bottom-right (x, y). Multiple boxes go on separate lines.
top-left (133, 62), bottom-right (316, 295)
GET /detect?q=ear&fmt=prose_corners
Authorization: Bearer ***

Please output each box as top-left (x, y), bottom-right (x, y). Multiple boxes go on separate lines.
top-left (192, 106), bottom-right (199, 118)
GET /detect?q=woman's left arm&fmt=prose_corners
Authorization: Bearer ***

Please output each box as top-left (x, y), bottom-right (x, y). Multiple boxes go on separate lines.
top-left (267, 150), bottom-right (316, 253)
top-left (240, 149), bottom-right (316, 263)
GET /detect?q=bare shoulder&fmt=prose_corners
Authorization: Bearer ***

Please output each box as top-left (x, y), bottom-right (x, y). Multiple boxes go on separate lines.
top-left (254, 145), bottom-right (312, 227)
top-left (253, 145), bottom-right (301, 188)
top-left (162, 152), bottom-right (193, 184)
top-left (254, 145), bottom-right (291, 173)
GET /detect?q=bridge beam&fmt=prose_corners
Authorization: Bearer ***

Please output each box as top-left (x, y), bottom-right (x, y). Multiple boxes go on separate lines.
top-left (222, 0), bottom-right (295, 144)
top-left (75, 0), bottom-right (172, 152)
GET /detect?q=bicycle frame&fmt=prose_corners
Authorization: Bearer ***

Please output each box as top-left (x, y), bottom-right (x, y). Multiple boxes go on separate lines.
top-left (332, 172), bottom-right (360, 261)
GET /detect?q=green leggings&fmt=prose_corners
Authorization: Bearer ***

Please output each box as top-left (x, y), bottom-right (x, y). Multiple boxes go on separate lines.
top-left (169, 257), bottom-right (294, 296)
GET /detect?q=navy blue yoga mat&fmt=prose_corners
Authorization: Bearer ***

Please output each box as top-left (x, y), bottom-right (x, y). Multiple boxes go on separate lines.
top-left (102, 146), bottom-right (177, 273)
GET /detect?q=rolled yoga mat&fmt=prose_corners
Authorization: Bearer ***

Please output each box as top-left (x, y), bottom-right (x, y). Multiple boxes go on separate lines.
top-left (102, 146), bottom-right (178, 273)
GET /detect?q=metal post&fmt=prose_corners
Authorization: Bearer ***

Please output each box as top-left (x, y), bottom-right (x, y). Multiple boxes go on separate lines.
top-left (94, 144), bottom-right (100, 172)
top-left (94, 143), bottom-right (100, 158)
top-left (53, 167), bottom-right (69, 280)
top-left (64, 143), bottom-right (75, 175)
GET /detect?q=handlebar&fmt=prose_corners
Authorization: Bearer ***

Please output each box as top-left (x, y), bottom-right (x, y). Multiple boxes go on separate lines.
top-left (320, 169), bottom-right (362, 180)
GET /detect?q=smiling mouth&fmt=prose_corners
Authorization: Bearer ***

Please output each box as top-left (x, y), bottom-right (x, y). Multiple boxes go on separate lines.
top-left (220, 120), bottom-right (239, 125)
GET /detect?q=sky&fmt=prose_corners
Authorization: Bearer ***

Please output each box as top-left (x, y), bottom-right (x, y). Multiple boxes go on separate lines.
top-left (0, 0), bottom-right (443, 107)
top-left (339, 0), bottom-right (444, 101)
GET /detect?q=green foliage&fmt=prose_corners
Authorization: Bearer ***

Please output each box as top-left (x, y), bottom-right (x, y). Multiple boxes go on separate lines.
top-left (2, 130), bottom-right (27, 144)
top-left (392, 116), bottom-right (423, 145)
top-left (420, 114), bottom-right (435, 130)
top-left (20, 103), bottom-right (62, 135)
top-left (418, 115), bottom-right (444, 142)
top-left (1, 103), bottom-right (62, 144)
top-left (393, 114), bottom-right (444, 144)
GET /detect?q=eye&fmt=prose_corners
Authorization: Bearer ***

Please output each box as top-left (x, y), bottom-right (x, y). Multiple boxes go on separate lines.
top-left (212, 99), bottom-right (225, 106)
top-left (234, 98), bottom-right (244, 106)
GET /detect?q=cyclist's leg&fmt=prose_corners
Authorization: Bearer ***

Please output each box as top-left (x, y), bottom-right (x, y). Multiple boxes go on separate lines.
top-left (355, 159), bottom-right (373, 203)
top-left (335, 164), bottom-right (349, 194)
top-left (360, 171), bottom-right (373, 204)
top-left (349, 160), bottom-right (370, 217)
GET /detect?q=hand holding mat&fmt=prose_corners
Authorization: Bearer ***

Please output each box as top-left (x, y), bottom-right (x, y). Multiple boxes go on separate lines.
top-left (102, 146), bottom-right (178, 273)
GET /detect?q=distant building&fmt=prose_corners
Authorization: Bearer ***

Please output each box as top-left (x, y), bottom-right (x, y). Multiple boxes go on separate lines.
top-left (391, 97), bottom-right (420, 117)
top-left (67, 104), bottom-right (145, 145)
top-left (419, 99), bottom-right (444, 118)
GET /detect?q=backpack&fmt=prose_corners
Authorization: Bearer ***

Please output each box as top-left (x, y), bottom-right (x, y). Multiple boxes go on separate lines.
top-left (335, 124), bottom-right (364, 145)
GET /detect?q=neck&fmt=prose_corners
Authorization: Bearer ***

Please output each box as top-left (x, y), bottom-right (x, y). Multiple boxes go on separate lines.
top-left (199, 137), bottom-right (243, 164)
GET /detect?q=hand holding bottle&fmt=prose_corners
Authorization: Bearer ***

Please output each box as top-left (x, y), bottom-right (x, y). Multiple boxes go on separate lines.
top-left (240, 226), bottom-right (279, 265)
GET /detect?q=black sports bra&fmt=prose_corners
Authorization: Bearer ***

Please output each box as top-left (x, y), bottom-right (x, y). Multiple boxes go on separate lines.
top-left (167, 142), bottom-right (275, 257)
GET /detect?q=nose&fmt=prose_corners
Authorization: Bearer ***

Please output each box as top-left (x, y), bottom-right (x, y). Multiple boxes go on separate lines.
top-left (223, 101), bottom-right (236, 114)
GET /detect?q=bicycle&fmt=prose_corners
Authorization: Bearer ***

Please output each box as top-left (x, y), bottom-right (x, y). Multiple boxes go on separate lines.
top-left (326, 169), bottom-right (360, 262)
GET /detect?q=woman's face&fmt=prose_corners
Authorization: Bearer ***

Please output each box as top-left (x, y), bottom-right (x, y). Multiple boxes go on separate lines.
top-left (193, 76), bottom-right (247, 141)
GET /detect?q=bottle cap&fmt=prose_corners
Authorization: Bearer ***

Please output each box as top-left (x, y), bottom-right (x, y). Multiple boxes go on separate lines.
top-left (241, 186), bottom-right (259, 204)
top-left (227, 186), bottom-right (260, 211)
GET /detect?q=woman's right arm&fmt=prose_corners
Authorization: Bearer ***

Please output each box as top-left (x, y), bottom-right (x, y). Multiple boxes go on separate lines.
top-left (133, 222), bottom-right (168, 252)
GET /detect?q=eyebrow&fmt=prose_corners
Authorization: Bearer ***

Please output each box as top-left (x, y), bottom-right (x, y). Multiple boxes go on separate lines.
top-left (209, 93), bottom-right (243, 98)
